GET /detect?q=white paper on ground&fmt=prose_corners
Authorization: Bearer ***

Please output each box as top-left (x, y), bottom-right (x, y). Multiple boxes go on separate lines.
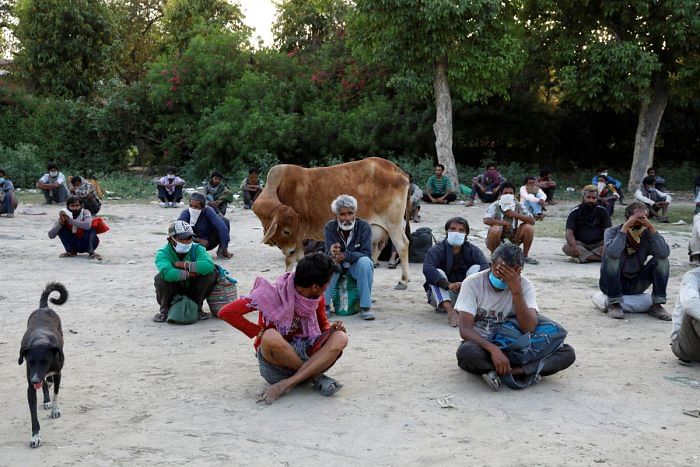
top-left (591, 291), bottom-right (653, 313)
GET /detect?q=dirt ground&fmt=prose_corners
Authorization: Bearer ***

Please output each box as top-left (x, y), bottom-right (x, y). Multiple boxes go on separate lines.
top-left (0, 197), bottom-right (698, 466)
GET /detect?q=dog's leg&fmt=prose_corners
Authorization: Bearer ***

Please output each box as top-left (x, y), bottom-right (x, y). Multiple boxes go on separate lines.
top-left (42, 380), bottom-right (51, 410)
top-left (50, 374), bottom-right (61, 419)
top-left (27, 384), bottom-right (41, 448)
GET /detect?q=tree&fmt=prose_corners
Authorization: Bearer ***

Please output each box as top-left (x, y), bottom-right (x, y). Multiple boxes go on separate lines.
top-left (272, 0), bottom-right (349, 54)
top-left (13, 0), bottom-right (115, 98)
top-left (348, 0), bottom-right (525, 186)
top-left (526, 0), bottom-right (700, 191)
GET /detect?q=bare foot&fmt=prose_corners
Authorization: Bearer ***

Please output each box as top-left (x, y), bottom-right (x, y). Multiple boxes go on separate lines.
top-left (465, 200), bottom-right (474, 207)
top-left (259, 381), bottom-right (293, 404)
top-left (447, 311), bottom-right (460, 327)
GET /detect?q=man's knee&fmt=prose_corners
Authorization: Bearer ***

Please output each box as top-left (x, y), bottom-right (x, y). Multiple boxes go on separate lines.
top-left (356, 256), bottom-right (374, 272)
top-left (456, 341), bottom-right (490, 374)
top-left (519, 223), bottom-right (534, 238)
top-left (260, 328), bottom-right (286, 350)
top-left (327, 331), bottom-right (349, 352)
top-left (486, 227), bottom-right (502, 251)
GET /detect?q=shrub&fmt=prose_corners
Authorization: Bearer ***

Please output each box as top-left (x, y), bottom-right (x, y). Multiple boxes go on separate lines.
top-left (0, 143), bottom-right (45, 188)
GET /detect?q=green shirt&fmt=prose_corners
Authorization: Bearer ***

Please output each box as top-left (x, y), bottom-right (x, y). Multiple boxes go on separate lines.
top-left (426, 175), bottom-right (453, 196)
top-left (155, 243), bottom-right (215, 282)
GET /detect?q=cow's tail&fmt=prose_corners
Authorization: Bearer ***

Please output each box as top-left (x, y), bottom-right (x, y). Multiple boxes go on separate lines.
top-left (39, 282), bottom-right (68, 309)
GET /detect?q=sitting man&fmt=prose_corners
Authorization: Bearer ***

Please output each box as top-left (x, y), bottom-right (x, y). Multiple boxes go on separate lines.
top-left (218, 253), bottom-right (348, 404)
top-left (647, 166), bottom-right (667, 192)
top-left (519, 176), bottom-right (548, 221)
top-left (596, 174), bottom-right (620, 217)
top-left (537, 168), bottom-right (557, 205)
top-left (599, 202), bottom-right (671, 320)
top-left (562, 185), bottom-right (612, 263)
top-left (69, 176), bottom-right (101, 215)
top-left (671, 267), bottom-right (700, 365)
top-left (484, 182), bottom-right (538, 265)
top-left (466, 162), bottom-right (507, 207)
top-left (423, 163), bottom-right (457, 204)
top-left (156, 166), bottom-right (185, 208)
top-left (178, 193), bottom-right (233, 259)
top-left (635, 175), bottom-right (671, 223)
top-left (0, 168), bottom-right (18, 218)
top-left (241, 168), bottom-right (264, 209)
top-left (204, 170), bottom-right (233, 216)
top-left (455, 243), bottom-right (575, 391)
top-left (48, 195), bottom-right (101, 260)
top-left (592, 166), bottom-right (625, 204)
top-left (324, 194), bottom-right (375, 320)
top-left (423, 216), bottom-right (489, 327)
top-left (153, 220), bottom-right (218, 322)
top-left (36, 162), bottom-right (69, 205)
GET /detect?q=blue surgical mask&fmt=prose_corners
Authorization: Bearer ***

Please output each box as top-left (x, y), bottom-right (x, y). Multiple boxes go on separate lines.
top-left (488, 271), bottom-right (508, 290)
top-left (173, 240), bottom-right (192, 254)
top-left (446, 231), bottom-right (466, 246)
top-left (0, 177), bottom-right (4, 184)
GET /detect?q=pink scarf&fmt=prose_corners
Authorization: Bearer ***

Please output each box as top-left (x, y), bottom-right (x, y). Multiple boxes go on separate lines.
top-left (248, 272), bottom-right (321, 340)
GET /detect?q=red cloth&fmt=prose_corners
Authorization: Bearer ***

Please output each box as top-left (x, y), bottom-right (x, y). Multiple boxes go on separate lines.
top-left (75, 217), bottom-right (109, 238)
top-left (218, 296), bottom-right (330, 351)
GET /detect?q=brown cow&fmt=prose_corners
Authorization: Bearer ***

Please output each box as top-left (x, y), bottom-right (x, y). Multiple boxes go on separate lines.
top-left (253, 157), bottom-right (411, 288)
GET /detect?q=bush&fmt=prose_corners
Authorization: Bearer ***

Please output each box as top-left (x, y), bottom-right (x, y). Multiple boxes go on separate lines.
top-left (0, 143), bottom-right (45, 188)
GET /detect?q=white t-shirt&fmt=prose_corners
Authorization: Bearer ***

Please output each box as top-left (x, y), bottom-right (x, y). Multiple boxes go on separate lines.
top-left (454, 269), bottom-right (538, 338)
top-left (39, 172), bottom-right (67, 188)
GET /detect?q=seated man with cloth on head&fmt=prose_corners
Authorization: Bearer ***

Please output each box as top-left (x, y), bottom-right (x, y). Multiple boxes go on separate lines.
top-left (423, 216), bottom-right (489, 327)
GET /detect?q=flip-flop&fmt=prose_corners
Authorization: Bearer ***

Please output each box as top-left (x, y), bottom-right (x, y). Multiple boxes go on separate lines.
top-left (89, 253), bottom-right (102, 261)
top-left (153, 311), bottom-right (167, 322)
top-left (198, 311), bottom-right (210, 321)
top-left (314, 374), bottom-right (343, 397)
top-left (481, 371), bottom-right (501, 392)
top-left (59, 252), bottom-right (77, 258)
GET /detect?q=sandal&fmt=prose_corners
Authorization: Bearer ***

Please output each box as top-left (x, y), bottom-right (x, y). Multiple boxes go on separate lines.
top-left (481, 371), bottom-right (501, 392)
top-left (648, 304), bottom-right (671, 321)
top-left (153, 311), bottom-right (167, 322)
top-left (387, 258), bottom-right (400, 269)
top-left (314, 374), bottom-right (343, 397)
top-left (523, 256), bottom-right (539, 265)
top-left (59, 251), bottom-right (77, 258)
top-left (89, 253), bottom-right (102, 261)
top-left (198, 311), bottom-right (210, 321)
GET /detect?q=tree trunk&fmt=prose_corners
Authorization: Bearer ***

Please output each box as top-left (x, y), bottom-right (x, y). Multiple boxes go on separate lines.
top-left (432, 55), bottom-right (459, 188)
top-left (628, 76), bottom-right (669, 193)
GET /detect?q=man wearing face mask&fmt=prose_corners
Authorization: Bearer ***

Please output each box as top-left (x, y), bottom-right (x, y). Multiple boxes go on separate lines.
top-left (153, 220), bottom-right (218, 322)
top-left (455, 244), bottom-right (575, 391)
top-left (156, 166), bottom-right (185, 208)
top-left (466, 163), bottom-right (507, 207)
top-left (423, 217), bottom-right (489, 327)
top-left (563, 185), bottom-right (612, 263)
top-left (178, 193), bottom-right (232, 259)
top-left (0, 168), bottom-right (18, 217)
top-left (218, 253), bottom-right (347, 404)
top-left (599, 202), bottom-right (671, 320)
top-left (36, 162), bottom-right (69, 205)
top-left (484, 182), bottom-right (538, 265)
top-left (324, 194), bottom-right (375, 320)
top-left (48, 195), bottom-right (101, 260)
top-left (634, 175), bottom-right (672, 223)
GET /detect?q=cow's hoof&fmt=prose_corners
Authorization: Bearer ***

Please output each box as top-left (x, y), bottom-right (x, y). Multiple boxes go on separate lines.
top-left (51, 407), bottom-right (61, 419)
top-left (43, 402), bottom-right (52, 410)
top-left (30, 433), bottom-right (41, 448)
top-left (394, 282), bottom-right (408, 290)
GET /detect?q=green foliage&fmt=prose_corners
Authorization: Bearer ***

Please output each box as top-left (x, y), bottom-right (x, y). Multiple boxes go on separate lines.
top-left (273, 0), bottom-right (349, 54)
top-left (0, 143), bottom-right (44, 188)
top-left (13, 0), bottom-right (116, 98)
top-left (99, 172), bottom-right (156, 198)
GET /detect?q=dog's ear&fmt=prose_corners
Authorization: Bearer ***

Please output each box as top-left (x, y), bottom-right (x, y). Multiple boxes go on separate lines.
top-left (18, 348), bottom-right (26, 365)
top-left (52, 347), bottom-right (64, 364)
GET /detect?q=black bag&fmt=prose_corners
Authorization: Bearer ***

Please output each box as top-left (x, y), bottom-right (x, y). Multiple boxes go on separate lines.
top-left (409, 227), bottom-right (434, 263)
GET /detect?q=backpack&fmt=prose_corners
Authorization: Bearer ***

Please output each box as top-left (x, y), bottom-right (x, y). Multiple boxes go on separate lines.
top-left (489, 314), bottom-right (568, 389)
top-left (409, 227), bottom-right (435, 263)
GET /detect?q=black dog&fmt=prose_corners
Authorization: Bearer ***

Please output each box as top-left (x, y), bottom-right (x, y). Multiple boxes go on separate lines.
top-left (18, 282), bottom-right (68, 448)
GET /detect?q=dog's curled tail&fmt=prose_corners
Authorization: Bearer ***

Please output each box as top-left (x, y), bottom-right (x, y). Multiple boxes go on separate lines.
top-left (39, 282), bottom-right (68, 308)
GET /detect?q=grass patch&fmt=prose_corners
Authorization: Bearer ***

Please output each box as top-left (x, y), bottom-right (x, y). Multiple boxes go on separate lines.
top-left (99, 173), bottom-right (156, 199)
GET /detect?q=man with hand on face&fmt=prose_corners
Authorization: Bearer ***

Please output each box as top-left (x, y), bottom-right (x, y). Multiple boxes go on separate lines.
top-left (178, 193), bottom-right (232, 259)
top-left (36, 162), bottom-right (69, 205)
top-left (563, 185), bottom-right (612, 263)
top-left (423, 217), bottom-right (489, 327)
top-left (153, 220), bottom-right (218, 322)
top-left (218, 253), bottom-right (348, 404)
top-left (599, 202), bottom-right (671, 320)
top-left (324, 194), bottom-right (375, 320)
top-left (484, 182), bottom-right (538, 265)
top-left (455, 244), bottom-right (575, 391)
top-left (48, 195), bottom-right (101, 260)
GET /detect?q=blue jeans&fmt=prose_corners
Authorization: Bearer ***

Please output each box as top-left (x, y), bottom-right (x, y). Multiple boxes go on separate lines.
top-left (1, 192), bottom-right (15, 214)
top-left (57, 226), bottom-right (99, 254)
top-left (324, 256), bottom-right (374, 309)
top-left (599, 257), bottom-right (669, 305)
top-left (524, 193), bottom-right (547, 215)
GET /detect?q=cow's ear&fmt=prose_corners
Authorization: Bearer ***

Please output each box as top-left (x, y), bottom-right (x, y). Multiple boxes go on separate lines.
top-left (262, 220), bottom-right (278, 245)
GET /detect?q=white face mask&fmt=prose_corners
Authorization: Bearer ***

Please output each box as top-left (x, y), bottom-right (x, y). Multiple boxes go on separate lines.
top-left (188, 208), bottom-right (201, 226)
top-left (600, 172), bottom-right (608, 177)
top-left (446, 231), bottom-right (466, 246)
top-left (597, 181), bottom-right (606, 192)
top-left (173, 240), bottom-right (192, 254)
top-left (499, 194), bottom-right (516, 212)
top-left (338, 219), bottom-right (355, 231)
top-left (167, 175), bottom-right (175, 180)
top-left (49, 171), bottom-right (58, 177)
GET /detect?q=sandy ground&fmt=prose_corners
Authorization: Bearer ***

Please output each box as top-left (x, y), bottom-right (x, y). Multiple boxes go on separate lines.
top-left (0, 197), bottom-right (699, 466)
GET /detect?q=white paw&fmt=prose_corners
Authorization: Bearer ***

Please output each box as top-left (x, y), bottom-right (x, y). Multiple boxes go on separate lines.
top-left (51, 407), bottom-right (61, 419)
top-left (30, 433), bottom-right (41, 448)
top-left (43, 402), bottom-right (52, 410)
